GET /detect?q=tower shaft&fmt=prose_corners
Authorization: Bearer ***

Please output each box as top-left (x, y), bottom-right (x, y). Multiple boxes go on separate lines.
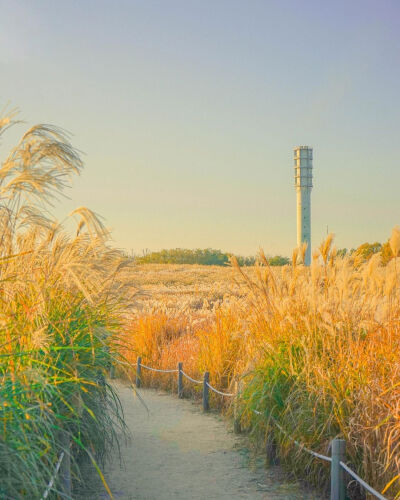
top-left (294, 146), bottom-right (313, 265)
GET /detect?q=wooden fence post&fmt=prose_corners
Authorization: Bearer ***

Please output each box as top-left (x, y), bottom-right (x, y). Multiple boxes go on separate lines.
top-left (203, 372), bottom-right (210, 412)
top-left (233, 380), bottom-right (241, 434)
top-left (136, 357), bottom-right (142, 388)
top-left (178, 362), bottom-right (183, 398)
top-left (60, 431), bottom-right (71, 497)
top-left (265, 433), bottom-right (278, 466)
top-left (330, 439), bottom-right (346, 500)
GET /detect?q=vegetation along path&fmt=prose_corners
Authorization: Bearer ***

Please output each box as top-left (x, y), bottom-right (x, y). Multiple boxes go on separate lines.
top-left (92, 382), bottom-right (321, 500)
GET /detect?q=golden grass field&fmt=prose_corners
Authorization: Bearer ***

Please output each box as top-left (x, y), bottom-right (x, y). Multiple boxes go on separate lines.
top-left (121, 239), bottom-right (400, 499)
top-left (130, 263), bottom-right (249, 312)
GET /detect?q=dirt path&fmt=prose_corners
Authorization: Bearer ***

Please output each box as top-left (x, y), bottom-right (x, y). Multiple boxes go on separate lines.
top-left (93, 382), bottom-right (321, 500)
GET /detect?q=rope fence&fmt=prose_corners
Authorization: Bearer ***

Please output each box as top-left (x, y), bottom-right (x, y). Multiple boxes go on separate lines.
top-left (135, 357), bottom-right (388, 500)
top-left (273, 415), bottom-right (330, 462)
top-left (206, 382), bottom-right (234, 397)
top-left (40, 431), bottom-right (71, 499)
top-left (252, 407), bottom-right (387, 499)
top-left (139, 363), bottom-right (178, 374)
top-left (41, 452), bottom-right (64, 499)
top-left (340, 462), bottom-right (387, 500)
top-left (181, 370), bottom-right (203, 385)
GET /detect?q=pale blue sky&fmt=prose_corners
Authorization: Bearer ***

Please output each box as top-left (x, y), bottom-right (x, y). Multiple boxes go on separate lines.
top-left (1, 0), bottom-right (399, 256)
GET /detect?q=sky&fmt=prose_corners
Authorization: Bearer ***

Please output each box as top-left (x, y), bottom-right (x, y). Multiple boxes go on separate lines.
top-left (0, 0), bottom-right (399, 256)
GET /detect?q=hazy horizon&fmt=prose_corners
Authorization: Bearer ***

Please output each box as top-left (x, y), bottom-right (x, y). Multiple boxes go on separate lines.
top-left (1, 0), bottom-right (399, 256)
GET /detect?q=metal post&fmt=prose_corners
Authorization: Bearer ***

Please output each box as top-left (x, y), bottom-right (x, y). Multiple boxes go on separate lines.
top-left (331, 439), bottom-right (346, 500)
top-left (203, 372), bottom-right (209, 412)
top-left (60, 432), bottom-right (71, 497)
top-left (136, 357), bottom-right (142, 388)
top-left (178, 362), bottom-right (183, 398)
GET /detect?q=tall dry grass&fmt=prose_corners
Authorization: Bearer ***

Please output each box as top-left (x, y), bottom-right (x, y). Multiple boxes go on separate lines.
top-left (0, 110), bottom-right (135, 498)
top-left (122, 234), bottom-right (400, 498)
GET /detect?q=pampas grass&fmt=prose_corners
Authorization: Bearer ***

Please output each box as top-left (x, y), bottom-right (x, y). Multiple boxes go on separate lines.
top-left (0, 110), bottom-right (135, 498)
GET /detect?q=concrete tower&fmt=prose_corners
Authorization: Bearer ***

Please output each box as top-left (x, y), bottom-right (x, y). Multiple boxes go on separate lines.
top-left (294, 146), bottom-right (313, 265)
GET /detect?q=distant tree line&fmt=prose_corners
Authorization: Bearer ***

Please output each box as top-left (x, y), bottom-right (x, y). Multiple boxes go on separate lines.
top-left (338, 239), bottom-right (396, 265)
top-left (133, 237), bottom-right (399, 267)
top-left (135, 248), bottom-right (290, 266)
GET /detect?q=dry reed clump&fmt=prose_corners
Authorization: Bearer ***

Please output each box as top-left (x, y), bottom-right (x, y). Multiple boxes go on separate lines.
top-left (233, 243), bottom-right (400, 498)
top-left (0, 110), bottom-right (136, 498)
top-left (123, 235), bottom-right (400, 498)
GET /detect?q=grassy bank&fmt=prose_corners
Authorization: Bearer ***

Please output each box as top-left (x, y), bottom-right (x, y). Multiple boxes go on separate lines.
top-left (0, 112), bottom-right (135, 498)
top-left (120, 239), bottom-right (400, 499)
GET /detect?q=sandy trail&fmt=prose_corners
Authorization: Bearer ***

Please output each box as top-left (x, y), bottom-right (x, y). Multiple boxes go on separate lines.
top-left (91, 382), bottom-right (320, 500)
